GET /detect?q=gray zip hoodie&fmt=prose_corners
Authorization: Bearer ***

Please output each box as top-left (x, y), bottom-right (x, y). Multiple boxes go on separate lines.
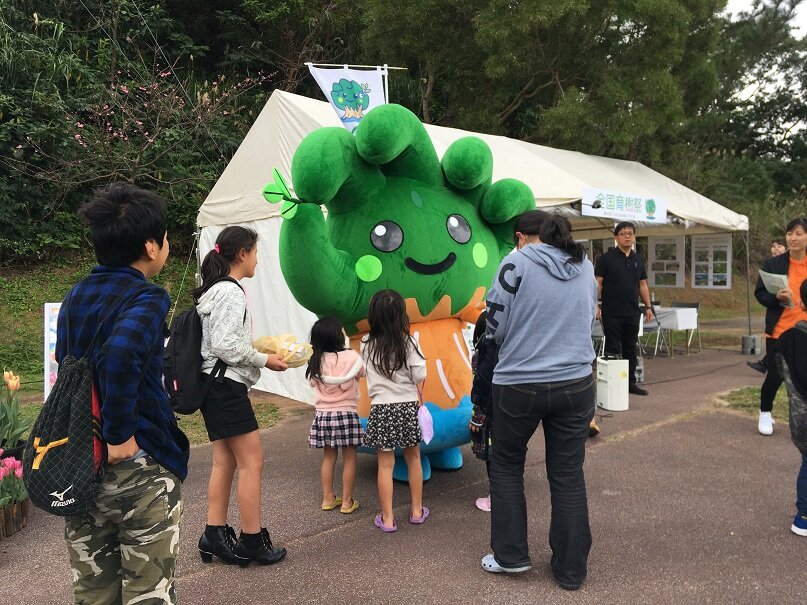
top-left (486, 243), bottom-right (597, 385)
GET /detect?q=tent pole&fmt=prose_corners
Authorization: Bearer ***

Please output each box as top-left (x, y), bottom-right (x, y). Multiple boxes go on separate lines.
top-left (745, 230), bottom-right (752, 335)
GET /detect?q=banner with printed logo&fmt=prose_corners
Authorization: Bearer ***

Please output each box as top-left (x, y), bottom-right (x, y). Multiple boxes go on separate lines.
top-left (307, 64), bottom-right (388, 133)
top-left (582, 187), bottom-right (667, 224)
top-left (44, 303), bottom-right (61, 399)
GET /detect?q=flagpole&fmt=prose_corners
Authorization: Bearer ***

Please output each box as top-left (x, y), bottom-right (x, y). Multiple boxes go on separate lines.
top-left (305, 62), bottom-right (407, 70)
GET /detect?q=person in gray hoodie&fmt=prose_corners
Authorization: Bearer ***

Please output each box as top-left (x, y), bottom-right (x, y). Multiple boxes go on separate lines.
top-left (480, 210), bottom-right (597, 592)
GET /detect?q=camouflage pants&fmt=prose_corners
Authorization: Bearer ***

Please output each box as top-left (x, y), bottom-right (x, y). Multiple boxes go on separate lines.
top-left (65, 455), bottom-right (183, 605)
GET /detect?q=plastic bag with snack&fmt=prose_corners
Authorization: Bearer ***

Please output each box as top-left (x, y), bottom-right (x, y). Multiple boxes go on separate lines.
top-left (252, 334), bottom-right (313, 368)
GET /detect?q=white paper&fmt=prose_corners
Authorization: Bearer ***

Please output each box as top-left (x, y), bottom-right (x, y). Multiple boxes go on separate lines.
top-left (759, 270), bottom-right (793, 307)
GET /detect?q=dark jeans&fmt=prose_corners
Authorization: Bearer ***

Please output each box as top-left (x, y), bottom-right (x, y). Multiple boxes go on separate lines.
top-left (760, 337), bottom-right (783, 412)
top-left (602, 314), bottom-right (640, 385)
top-left (489, 375), bottom-right (595, 588)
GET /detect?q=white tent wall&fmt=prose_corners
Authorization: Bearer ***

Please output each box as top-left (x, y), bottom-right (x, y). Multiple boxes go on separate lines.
top-left (199, 90), bottom-right (749, 402)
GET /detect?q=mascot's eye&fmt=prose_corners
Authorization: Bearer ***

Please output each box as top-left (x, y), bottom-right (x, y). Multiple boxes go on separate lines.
top-left (370, 221), bottom-right (403, 252)
top-left (446, 214), bottom-right (471, 244)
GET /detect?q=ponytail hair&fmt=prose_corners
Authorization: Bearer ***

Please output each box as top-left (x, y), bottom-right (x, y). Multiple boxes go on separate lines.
top-left (513, 210), bottom-right (586, 262)
top-left (192, 225), bottom-right (258, 300)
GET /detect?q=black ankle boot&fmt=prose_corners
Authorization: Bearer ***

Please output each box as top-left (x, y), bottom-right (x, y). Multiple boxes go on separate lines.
top-left (234, 529), bottom-right (287, 565)
top-left (199, 525), bottom-right (250, 567)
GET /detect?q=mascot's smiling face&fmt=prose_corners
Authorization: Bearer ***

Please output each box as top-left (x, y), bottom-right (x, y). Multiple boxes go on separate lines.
top-left (326, 178), bottom-right (500, 319)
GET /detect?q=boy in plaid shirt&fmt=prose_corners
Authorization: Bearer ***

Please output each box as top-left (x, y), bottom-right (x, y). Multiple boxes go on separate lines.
top-left (56, 183), bottom-right (189, 604)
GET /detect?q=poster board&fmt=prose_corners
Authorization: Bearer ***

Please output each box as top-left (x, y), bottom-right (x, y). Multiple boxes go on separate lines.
top-left (648, 236), bottom-right (685, 288)
top-left (44, 303), bottom-right (61, 399)
top-left (691, 234), bottom-right (732, 289)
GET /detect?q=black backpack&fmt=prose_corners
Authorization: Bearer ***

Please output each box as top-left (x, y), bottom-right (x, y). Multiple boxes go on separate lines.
top-left (23, 286), bottom-right (146, 516)
top-left (163, 277), bottom-right (241, 414)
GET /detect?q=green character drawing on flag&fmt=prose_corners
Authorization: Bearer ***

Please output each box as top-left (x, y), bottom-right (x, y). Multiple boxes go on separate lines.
top-left (331, 79), bottom-right (371, 124)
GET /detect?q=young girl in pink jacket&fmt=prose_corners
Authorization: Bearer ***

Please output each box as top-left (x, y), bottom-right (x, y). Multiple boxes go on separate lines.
top-left (306, 316), bottom-right (365, 514)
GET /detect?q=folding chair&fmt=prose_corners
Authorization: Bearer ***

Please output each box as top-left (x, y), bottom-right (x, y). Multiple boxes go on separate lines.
top-left (670, 301), bottom-right (702, 352)
top-left (640, 313), bottom-right (670, 357)
top-left (592, 319), bottom-right (606, 357)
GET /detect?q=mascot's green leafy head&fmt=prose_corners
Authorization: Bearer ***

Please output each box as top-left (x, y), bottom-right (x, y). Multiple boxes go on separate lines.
top-left (271, 104), bottom-right (534, 334)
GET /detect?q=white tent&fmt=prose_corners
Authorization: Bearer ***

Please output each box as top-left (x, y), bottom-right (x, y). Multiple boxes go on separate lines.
top-left (198, 90), bottom-right (748, 401)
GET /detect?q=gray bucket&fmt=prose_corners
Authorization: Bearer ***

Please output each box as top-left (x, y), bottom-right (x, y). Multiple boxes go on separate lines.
top-left (741, 335), bottom-right (762, 355)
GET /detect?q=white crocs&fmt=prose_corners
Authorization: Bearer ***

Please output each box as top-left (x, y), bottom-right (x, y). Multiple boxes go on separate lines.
top-left (480, 554), bottom-right (532, 574)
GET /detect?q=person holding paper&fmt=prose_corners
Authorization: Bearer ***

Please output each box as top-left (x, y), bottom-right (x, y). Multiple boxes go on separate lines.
top-left (748, 238), bottom-right (788, 373)
top-left (754, 217), bottom-right (807, 436)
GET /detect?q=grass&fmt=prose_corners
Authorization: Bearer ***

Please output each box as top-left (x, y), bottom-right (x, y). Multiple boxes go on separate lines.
top-left (16, 399), bottom-right (283, 446)
top-left (721, 386), bottom-right (790, 423)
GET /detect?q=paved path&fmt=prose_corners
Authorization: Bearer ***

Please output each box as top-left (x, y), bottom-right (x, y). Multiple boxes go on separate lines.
top-left (1, 349), bottom-right (804, 604)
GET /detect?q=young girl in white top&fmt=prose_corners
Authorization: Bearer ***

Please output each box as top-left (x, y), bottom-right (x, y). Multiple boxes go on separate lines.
top-left (361, 289), bottom-right (429, 532)
top-left (194, 226), bottom-right (288, 567)
top-left (306, 316), bottom-right (365, 514)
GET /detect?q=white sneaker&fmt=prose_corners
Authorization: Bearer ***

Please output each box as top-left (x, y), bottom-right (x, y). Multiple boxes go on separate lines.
top-left (475, 496), bottom-right (491, 512)
top-left (758, 411), bottom-right (774, 436)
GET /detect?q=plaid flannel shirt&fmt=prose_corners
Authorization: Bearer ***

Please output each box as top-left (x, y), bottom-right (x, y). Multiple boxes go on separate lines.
top-left (56, 266), bottom-right (189, 480)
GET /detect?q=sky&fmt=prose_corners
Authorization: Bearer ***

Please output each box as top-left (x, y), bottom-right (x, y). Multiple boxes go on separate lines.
top-left (724, 0), bottom-right (807, 34)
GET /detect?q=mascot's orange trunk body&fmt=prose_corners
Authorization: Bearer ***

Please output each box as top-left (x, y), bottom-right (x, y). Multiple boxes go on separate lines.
top-left (351, 288), bottom-right (485, 416)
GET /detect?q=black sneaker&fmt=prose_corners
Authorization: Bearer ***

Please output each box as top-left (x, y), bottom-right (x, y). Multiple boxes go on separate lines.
top-left (746, 360), bottom-right (767, 374)
top-left (628, 384), bottom-right (648, 396)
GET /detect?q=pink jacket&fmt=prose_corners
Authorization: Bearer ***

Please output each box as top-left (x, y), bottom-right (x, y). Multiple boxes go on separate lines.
top-left (309, 349), bottom-right (365, 413)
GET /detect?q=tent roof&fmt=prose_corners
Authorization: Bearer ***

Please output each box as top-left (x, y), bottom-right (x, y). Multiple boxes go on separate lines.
top-left (199, 90), bottom-right (748, 238)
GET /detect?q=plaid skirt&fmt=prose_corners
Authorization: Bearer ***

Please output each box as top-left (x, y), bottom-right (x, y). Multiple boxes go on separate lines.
top-left (308, 410), bottom-right (364, 448)
top-left (362, 401), bottom-right (422, 450)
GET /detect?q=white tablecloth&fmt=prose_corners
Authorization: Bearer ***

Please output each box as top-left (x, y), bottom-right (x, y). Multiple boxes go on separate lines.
top-left (654, 306), bottom-right (698, 331)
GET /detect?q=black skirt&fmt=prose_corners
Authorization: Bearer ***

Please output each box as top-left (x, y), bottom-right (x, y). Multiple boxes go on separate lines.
top-left (200, 374), bottom-right (258, 441)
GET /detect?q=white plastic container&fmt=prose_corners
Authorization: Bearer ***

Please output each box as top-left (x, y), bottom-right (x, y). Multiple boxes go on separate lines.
top-left (596, 357), bottom-right (629, 412)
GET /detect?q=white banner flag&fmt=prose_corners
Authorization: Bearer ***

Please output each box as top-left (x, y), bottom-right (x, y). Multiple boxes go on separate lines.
top-left (307, 64), bottom-right (388, 133)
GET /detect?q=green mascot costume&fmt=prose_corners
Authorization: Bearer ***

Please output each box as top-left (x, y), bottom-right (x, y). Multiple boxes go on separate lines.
top-left (268, 103), bottom-right (534, 479)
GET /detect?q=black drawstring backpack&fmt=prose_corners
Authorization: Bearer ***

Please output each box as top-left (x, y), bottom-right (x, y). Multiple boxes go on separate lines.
top-left (23, 286), bottom-right (146, 516)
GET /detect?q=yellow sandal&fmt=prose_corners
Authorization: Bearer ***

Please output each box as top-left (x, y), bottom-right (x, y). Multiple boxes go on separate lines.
top-left (340, 499), bottom-right (360, 514)
top-left (321, 496), bottom-right (343, 511)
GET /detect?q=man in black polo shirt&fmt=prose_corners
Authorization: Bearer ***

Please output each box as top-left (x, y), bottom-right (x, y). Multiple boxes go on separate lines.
top-left (595, 221), bottom-right (654, 396)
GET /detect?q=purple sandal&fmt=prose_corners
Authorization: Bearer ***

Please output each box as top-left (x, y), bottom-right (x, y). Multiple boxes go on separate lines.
top-left (409, 506), bottom-right (430, 524)
top-left (374, 514), bottom-right (397, 533)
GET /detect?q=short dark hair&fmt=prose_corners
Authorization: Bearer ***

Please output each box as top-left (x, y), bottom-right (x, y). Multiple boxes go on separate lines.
top-left (772, 237), bottom-right (786, 247)
top-left (79, 182), bottom-right (167, 266)
top-left (785, 217), bottom-right (807, 233)
top-left (613, 221), bottom-right (636, 236)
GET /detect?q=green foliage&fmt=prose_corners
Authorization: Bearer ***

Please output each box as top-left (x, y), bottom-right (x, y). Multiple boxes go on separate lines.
top-left (0, 0), bottom-right (802, 273)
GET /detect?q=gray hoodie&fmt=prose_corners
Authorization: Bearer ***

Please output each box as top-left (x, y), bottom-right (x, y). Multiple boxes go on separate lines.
top-left (196, 280), bottom-right (268, 387)
top-left (486, 243), bottom-right (597, 385)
